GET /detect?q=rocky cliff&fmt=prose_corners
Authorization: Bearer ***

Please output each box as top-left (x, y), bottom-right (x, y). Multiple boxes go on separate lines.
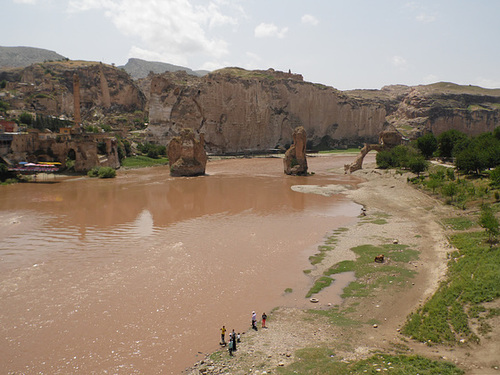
top-left (147, 68), bottom-right (387, 153)
top-left (0, 60), bottom-right (146, 124)
top-left (2, 60), bottom-right (499, 154)
top-left (346, 82), bottom-right (500, 139)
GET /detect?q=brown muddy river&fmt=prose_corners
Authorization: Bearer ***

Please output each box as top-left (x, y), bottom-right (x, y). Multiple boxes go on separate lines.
top-left (0, 154), bottom-right (371, 374)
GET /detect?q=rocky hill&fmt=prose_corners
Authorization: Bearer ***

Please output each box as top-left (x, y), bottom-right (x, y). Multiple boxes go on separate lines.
top-left (1, 58), bottom-right (499, 154)
top-left (119, 58), bottom-right (208, 80)
top-left (0, 46), bottom-right (67, 68)
top-left (0, 60), bottom-right (146, 128)
top-left (346, 82), bottom-right (500, 139)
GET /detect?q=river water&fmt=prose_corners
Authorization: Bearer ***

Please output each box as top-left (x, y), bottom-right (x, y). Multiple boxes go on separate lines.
top-left (0, 154), bottom-right (370, 374)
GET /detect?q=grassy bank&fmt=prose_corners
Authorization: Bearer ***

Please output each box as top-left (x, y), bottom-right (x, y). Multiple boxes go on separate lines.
top-left (402, 221), bottom-right (500, 344)
top-left (277, 350), bottom-right (464, 375)
top-left (120, 155), bottom-right (168, 168)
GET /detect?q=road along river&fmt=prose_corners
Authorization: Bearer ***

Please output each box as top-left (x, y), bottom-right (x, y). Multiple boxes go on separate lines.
top-left (0, 153), bottom-right (372, 374)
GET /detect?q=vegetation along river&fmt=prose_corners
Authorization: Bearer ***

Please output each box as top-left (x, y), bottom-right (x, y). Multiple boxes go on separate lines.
top-left (0, 153), bottom-right (373, 374)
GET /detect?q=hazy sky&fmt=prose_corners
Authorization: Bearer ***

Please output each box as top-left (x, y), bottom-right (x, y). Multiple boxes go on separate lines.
top-left (3, 0), bottom-right (500, 90)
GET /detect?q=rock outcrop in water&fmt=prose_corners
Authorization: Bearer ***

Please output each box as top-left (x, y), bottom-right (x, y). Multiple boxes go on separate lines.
top-left (167, 128), bottom-right (207, 177)
top-left (284, 126), bottom-right (308, 175)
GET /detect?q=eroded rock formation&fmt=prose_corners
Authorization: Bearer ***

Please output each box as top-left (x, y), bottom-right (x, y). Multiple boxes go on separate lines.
top-left (344, 129), bottom-right (403, 174)
top-left (168, 128), bottom-right (207, 177)
top-left (284, 126), bottom-right (308, 175)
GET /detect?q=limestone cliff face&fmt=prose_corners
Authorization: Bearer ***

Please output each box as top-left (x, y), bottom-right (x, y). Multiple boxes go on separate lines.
top-left (147, 68), bottom-right (387, 153)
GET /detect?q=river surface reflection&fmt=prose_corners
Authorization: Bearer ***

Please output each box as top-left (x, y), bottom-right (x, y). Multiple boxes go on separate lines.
top-left (0, 154), bottom-right (371, 374)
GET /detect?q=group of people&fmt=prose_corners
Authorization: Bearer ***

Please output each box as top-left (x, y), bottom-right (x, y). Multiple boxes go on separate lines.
top-left (220, 311), bottom-right (268, 356)
top-left (219, 326), bottom-right (240, 356)
top-left (252, 311), bottom-right (267, 330)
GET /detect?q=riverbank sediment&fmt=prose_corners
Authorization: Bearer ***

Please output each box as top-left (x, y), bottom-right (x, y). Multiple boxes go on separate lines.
top-left (186, 163), bottom-right (498, 374)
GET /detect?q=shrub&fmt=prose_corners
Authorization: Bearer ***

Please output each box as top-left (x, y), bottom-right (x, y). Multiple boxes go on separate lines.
top-left (479, 204), bottom-right (499, 244)
top-left (97, 166), bottom-right (116, 178)
top-left (375, 150), bottom-right (394, 169)
top-left (87, 167), bottom-right (99, 177)
top-left (489, 166), bottom-right (500, 187)
top-left (87, 166), bottom-right (116, 179)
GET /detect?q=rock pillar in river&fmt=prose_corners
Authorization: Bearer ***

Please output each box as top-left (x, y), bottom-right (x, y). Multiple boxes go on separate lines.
top-left (168, 128), bottom-right (207, 177)
top-left (284, 126), bottom-right (308, 175)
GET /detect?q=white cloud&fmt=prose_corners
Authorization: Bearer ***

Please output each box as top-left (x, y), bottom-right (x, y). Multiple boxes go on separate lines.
top-left (390, 55), bottom-right (407, 69)
top-left (254, 23), bottom-right (288, 39)
top-left (13, 0), bottom-right (37, 3)
top-left (301, 14), bottom-right (319, 26)
top-left (416, 12), bottom-right (436, 23)
top-left (68, 0), bottom-right (236, 63)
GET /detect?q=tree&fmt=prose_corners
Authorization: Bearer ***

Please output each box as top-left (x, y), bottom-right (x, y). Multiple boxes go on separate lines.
top-left (408, 155), bottom-right (428, 176)
top-left (416, 133), bottom-right (438, 159)
top-left (455, 148), bottom-right (484, 174)
top-left (479, 205), bottom-right (499, 245)
top-left (437, 129), bottom-right (468, 158)
top-left (441, 182), bottom-right (458, 202)
top-left (19, 112), bottom-right (33, 126)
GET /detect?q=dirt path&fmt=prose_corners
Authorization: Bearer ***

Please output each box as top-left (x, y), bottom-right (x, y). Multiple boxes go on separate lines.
top-left (186, 164), bottom-right (500, 375)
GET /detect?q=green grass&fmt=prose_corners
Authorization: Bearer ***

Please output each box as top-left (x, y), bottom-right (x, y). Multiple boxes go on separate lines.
top-left (120, 155), bottom-right (168, 168)
top-left (326, 244), bottom-right (419, 298)
top-left (349, 354), bottom-right (464, 375)
top-left (306, 243), bottom-right (419, 299)
top-left (443, 217), bottom-right (475, 230)
top-left (360, 211), bottom-right (391, 225)
top-left (307, 306), bottom-right (361, 327)
top-left (402, 230), bottom-right (500, 344)
top-left (305, 276), bottom-right (334, 298)
top-left (276, 350), bottom-right (464, 375)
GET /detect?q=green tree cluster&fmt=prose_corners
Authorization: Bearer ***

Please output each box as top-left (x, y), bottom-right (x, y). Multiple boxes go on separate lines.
top-left (137, 142), bottom-right (167, 159)
top-left (454, 133), bottom-right (500, 174)
top-left (32, 114), bottom-right (73, 131)
top-left (376, 145), bottom-right (428, 175)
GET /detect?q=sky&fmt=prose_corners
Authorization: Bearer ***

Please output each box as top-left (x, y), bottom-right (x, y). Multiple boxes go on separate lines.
top-left (3, 0), bottom-right (500, 90)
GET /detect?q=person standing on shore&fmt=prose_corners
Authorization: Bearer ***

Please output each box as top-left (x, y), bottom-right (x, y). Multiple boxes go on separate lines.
top-left (252, 311), bottom-right (257, 330)
top-left (231, 329), bottom-right (237, 351)
top-left (220, 325), bottom-right (226, 346)
top-left (262, 312), bottom-right (267, 328)
top-left (228, 338), bottom-right (234, 356)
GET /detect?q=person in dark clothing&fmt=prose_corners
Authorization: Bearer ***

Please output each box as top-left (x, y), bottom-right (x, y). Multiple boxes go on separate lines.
top-left (231, 329), bottom-right (237, 351)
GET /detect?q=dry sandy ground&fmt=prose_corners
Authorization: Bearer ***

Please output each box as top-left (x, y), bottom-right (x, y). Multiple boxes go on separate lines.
top-left (186, 162), bottom-right (500, 375)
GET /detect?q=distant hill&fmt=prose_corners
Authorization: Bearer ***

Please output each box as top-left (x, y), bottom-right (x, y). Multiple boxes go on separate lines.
top-left (0, 46), bottom-right (67, 68)
top-left (119, 58), bottom-right (209, 79)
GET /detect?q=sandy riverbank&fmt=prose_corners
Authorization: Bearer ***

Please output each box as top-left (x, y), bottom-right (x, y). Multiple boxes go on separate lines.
top-left (186, 162), bottom-right (500, 375)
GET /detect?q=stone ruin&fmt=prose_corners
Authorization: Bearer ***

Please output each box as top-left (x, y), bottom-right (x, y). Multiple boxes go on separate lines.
top-left (344, 129), bottom-right (403, 174)
top-left (284, 126), bottom-right (308, 176)
top-left (167, 128), bottom-right (207, 177)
